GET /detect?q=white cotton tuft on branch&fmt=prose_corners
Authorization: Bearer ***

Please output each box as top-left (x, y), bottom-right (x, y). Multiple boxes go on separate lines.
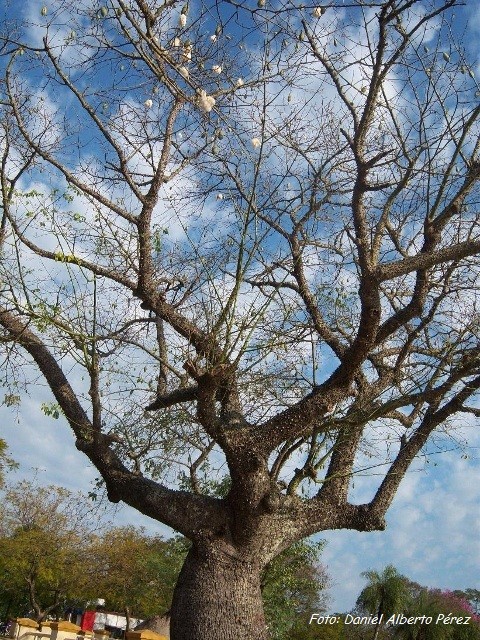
top-left (179, 13), bottom-right (187, 28)
top-left (251, 137), bottom-right (261, 148)
top-left (212, 65), bottom-right (222, 74)
top-left (144, 99), bottom-right (153, 108)
top-left (182, 44), bottom-right (192, 62)
top-left (197, 90), bottom-right (216, 113)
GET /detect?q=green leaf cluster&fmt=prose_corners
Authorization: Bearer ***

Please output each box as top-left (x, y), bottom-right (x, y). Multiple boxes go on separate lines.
top-left (262, 539), bottom-right (330, 640)
top-left (0, 439), bottom-right (17, 488)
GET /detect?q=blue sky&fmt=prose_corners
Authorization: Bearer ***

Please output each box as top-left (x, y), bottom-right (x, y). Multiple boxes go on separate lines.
top-left (1, 0), bottom-right (480, 617)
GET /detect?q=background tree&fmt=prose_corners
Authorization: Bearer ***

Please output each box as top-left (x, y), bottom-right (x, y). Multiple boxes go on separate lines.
top-left (87, 527), bottom-right (186, 629)
top-left (394, 588), bottom-right (480, 640)
top-left (1, 1), bottom-right (480, 638)
top-left (261, 539), bottom-right (330, 640)
top-left (357, 565), bottom-right (410, 640)
top-left (0, 480), bottom-right (97, 623)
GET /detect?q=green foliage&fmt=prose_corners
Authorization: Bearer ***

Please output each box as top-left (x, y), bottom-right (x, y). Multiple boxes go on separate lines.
top-left (357, 565), bottom-right (411, 620)
top-left (262, 539), bottom-right (330, 640)
top-left (2, 395), bottom-right (20, 407)
top-left (0, 439), bottom-right (17, 487)
top-left (0, 497), bottom-right (185, 622)
top-left (0, 480), bottom-right (97, 621)
top-left (290, 617), bottom-right (344, 640)
top-left (87, 528), bottom-right (188, 620)
top-left (40, 403), bottom-right (62, 420)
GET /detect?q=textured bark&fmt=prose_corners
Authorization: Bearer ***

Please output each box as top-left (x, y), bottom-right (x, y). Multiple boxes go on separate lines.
top-left (170, 542), bottom-right (269, 640)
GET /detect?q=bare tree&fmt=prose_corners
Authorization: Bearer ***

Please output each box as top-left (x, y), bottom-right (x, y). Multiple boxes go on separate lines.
top-left (1, 1), bottom-right (479, 638)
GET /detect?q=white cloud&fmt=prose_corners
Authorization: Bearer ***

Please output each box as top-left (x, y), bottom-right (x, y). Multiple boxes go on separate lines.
top-left (322, 452), bottom-right (480, 612)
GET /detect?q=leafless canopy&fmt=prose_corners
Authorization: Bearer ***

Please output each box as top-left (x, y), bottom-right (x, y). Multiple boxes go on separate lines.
top-left (1, 0), bottom-right (479, 562)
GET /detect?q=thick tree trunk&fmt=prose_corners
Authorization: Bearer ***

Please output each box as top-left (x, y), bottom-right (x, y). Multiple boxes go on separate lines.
top-left (170, 541), bottom-right (269, 640)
